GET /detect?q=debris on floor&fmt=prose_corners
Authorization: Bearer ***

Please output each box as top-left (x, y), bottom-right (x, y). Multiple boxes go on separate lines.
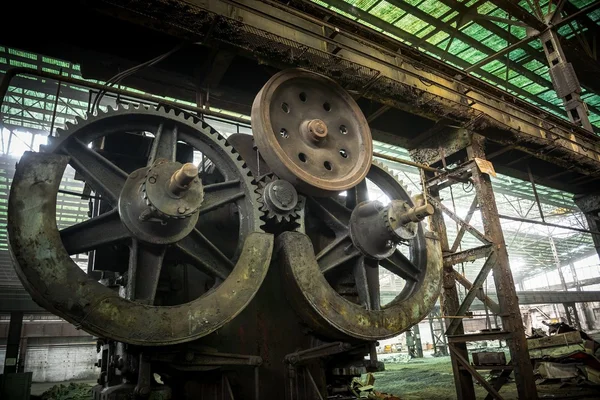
top-left (350, 373), bottom-right (401, 399)
top-left (40, 382), bottom-right (92, 400)
top-left (528, 322), bottom-right (600, 389)
top-left (382, 354), bottom-right (412, 364)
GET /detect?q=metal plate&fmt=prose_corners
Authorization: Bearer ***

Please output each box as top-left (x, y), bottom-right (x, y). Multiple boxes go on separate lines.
top-left (251, 69), bottom-right (372, 196)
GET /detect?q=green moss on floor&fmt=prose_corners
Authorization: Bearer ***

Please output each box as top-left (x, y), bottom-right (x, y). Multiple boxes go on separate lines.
top-left (369, 355), bottom-right (600, 400)
top-left (372, 357), bottom-right (456, 399)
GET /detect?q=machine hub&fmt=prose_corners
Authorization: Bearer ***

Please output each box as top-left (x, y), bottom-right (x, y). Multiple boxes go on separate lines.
top-left (349, 199), bottom-right (433, 259)
top-left (302, 118), bottom-right (328, 142)
top-left (118, 161), bottom-right (203, 244)
top-left (263, 179), bottom-right (298, 213)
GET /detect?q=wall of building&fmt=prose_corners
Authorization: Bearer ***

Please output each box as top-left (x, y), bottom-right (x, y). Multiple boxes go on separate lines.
top-left (24, 337), bottom-right (98, 382)
top-left (0, 337), bottom-right (98, 383)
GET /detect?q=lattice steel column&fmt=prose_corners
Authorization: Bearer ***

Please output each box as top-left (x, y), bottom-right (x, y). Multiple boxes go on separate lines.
top-left (428, 306), bottom-right (448, 356)
top-left (429, 187), bottom-right (476, 400)
top-left (540, 29), bottom-right (593, 132)
top-left (573, 193), bottom-right (600, 261)
top-left (568, 262), bottom-right (595, 330)
top-left (562, 302), bottom-right (582, 330)
top-left (467, 134), bottom-right (538, 400)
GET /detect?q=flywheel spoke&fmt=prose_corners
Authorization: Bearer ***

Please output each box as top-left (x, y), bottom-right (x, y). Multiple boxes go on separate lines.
top-left (318, 234), bottom-right (360, 273)
top-left (381, 250), bottom-right (420, 282)
top-left (129, 239), bottom-right (166, 304)
top-left (148, 123), bottom-right (178, 165)
top-left (364, 257), bottom-right (381, 310)
top-left (346, 180), bottom-right (369, 209)
top-left (354, 256), bottom-right (371, 310)
top-left (175, 228), bottom-right (233, 281)
top-left (199, 180), bottom-right (245, 215)
top-left (60, 209), bottom-right (130, 254)
top-left (308, 197), bottom-right (351, 232)
top-left (354, 257), bottom-right (381, 311)
top-left (62, 138), bottom-right (128, 205)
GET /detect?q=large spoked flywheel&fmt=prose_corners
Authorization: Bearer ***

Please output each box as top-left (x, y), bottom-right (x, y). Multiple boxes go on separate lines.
top-left (251, 69), bottom-right (373, 197)
top-left (279, 161), bottom-right (442, 341)
top-left (8, 105), bottom-right (273, 346)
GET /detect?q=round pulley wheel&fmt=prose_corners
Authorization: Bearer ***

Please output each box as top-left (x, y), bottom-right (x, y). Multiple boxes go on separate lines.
top-left (251, 69), bottom-right (373, 196)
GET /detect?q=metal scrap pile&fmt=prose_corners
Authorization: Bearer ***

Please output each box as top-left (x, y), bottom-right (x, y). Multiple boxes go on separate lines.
top-left (528, 323), bottom-right (600, 388)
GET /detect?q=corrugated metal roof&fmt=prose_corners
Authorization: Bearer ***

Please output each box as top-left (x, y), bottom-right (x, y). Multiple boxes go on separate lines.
top-left (312, 0), bottom-right (600, 131)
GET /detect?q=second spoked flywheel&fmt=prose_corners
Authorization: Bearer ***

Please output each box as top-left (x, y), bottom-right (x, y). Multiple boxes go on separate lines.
top-left (251, 69), bottom-right (373, 196)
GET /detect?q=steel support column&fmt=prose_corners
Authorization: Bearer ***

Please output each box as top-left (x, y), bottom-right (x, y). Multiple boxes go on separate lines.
top-left (3, 311), bottom-right (24, 374)
top-left (569, 262), bottom-right (595, 330)
top-left (429, 187), bottom-right (476, 400)
top-left (548, 235), bottom-right (579, 326)
top-left (562, 302), bottom-right (581, 330)
top-left (573, 193), bottom-right (600, 261)
top-left (467, 134), bottom-right (538, 400)
top-left (406, 324), bottom-right (424, 358)
top-left (428, 306), bottom-right (448, 356)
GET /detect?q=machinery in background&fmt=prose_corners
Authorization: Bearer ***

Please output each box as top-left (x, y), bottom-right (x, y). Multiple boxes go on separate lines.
top-left (7, 68), bottom-right (442, 399)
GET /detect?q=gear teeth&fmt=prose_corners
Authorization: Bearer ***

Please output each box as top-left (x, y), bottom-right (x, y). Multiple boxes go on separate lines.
top-left (371, 160), bottom-right (415, 205)
top-left (45, 102), bottom-right (264, 234)
top-left (255, 173), bottom-right (301, 225)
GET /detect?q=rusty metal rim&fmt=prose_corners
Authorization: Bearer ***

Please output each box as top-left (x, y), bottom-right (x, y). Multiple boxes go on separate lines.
top-left (8, 152), bottom-right (273, 345)
top-left (280, 230), bottom-right (441, 340)
top-left (251, 68), bottom-right (373, 196)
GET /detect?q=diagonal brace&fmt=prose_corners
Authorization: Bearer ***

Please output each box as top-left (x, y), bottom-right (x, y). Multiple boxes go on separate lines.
top-left (446, 251), bottom-right (498, 335)
top-left (428, 196), bottom-right (492, 245)
top-left (450, 196), bottom-right (479, 252)
top-left (453, 271), bottom-right (501, 314)
top-left (448, 345), bottom-right (504, 400)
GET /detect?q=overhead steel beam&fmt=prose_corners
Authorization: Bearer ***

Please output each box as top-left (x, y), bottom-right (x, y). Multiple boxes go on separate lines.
top-left (472, 14), bottom-right (530, 27)
top-left (554, 1), bottom-right (600, 27)
top-left (33, 0), bottom-right (600, 179)
top-left (325, 0), bottom-right (578, 118)
top-left (478, 290), bottom-right (600, 305)
top-left (488, 0), bottom-right (547, 32)
top-left (464, 34), bottom-right (540, 73)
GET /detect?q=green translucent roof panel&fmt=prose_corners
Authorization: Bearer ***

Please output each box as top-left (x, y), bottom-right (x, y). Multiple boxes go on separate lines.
top-left (312, 0), bottom-right (600, 133)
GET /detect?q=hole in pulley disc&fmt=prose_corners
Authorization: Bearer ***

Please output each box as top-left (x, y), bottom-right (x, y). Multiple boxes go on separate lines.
top-left (299, 92), bottom-right (307, 102)
top-left (339, 149), bottom-right (348, 158)
top-left (282, 103), bottom-right (290, 113)
top-left (324, 161), bottom-right (332, 170)
top-left (280, 128), bottom-right (289, 138)
top-left (323, 102), bottom-right (331, 112)
top-left (299, 153), bottom-right (307, 162)
top-left (340, 125), bottom-right (347, 135)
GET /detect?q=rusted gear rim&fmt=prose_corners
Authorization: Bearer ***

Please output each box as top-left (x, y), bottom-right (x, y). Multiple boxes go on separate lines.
top-left (8, 105), bottom-right (273, 346)
top-left (280, 230), bottom-right (441, 341)
top-left (251, 68), bottom-right (373, 196)
top-left (280, 161), bottom-right (442, 341)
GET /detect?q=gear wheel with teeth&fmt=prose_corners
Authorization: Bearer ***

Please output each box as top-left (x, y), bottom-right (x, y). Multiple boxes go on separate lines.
top-left (8, 103), bottom-right (273, 346)
top-left (256, 173), bottom-right (302, 224)
top-left (284, 158), bottom-right (438, 341)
